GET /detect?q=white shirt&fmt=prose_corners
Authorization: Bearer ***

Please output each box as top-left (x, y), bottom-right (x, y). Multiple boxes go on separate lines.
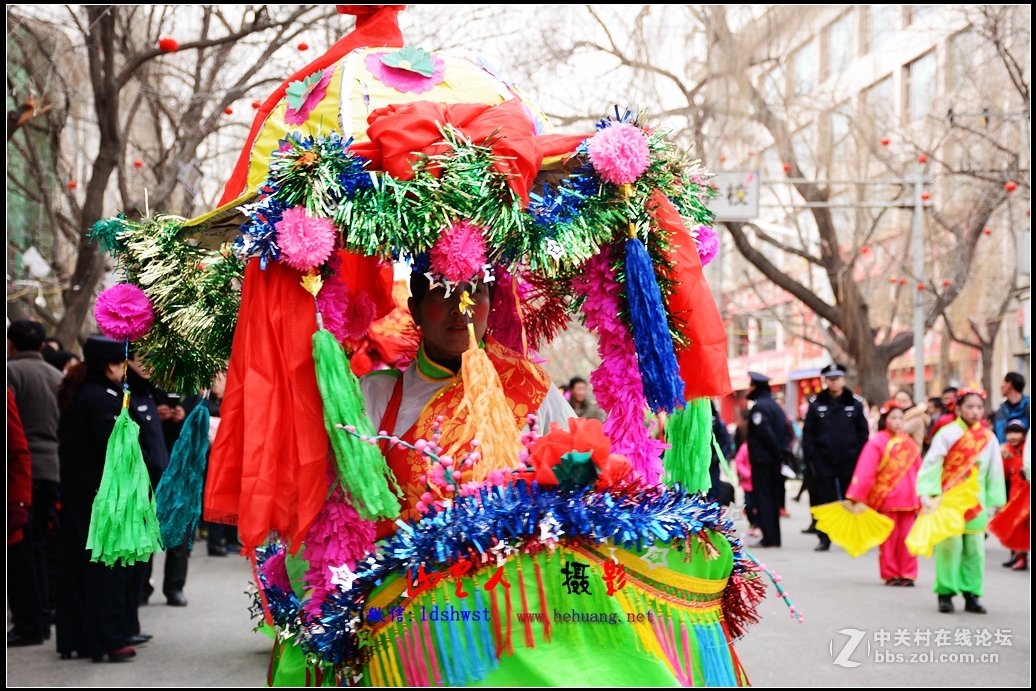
top-left (360, 361), bottom-right (575, 438)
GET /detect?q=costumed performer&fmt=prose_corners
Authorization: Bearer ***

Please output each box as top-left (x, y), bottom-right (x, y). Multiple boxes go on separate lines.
top-left (360, 272), bottom-right (574, 535)
top-left (845, 401), bottom-right (922, 586)
top-left (988, 419), bottom-right (1029, 571)
top-left (917, 388), bottom-right (1006, 614)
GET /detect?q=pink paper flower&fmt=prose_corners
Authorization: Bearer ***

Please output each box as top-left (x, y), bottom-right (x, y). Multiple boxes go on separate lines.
top-left (695, 225), bottom-right (719, 267)
top-left (317, 253), bottom-right (377, 342)
top-left (94, 284), bottom-right (154, 341)
top-left (586, 122), bottom-right (651, 185)
top-left (275, 206), bottom-right (336, 272)
top-left (572, 252), bottom-right (666, 484)
top-left (258, 550), bottom-right (292, 593)
top-left (284, 67), bottom-right (334, 126)
top-left (301, 473), bottom-right (375, 617)
top-left (364, 52), bottom-right (445, 95)
top-left (429, 220), bottom-right (487, 282)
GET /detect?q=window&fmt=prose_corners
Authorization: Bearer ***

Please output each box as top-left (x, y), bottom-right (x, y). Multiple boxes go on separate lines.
top-left (859, 5), bottom-right (895, 55)
top-left (792, 39), bottom-right (818, 95)
top-left (792, 126), bottom-right (815, 178)
top-left (903, 51), bottom-right (936, 122)
top-left (861, 75), bottom-right (894, 132)
top-left (729, 316), bottom-right (750, 358)
top-left (762, 65), bottom-right (784, 103)
top-left (758, 317), bottom-right (778, 352)
top-left (824, 12), bottom-right (855, 80)
top-left (947, 29), bottom-right (973, 92)
top-left (823, 103), bottom-right (852, 163)
top-left (904, 5), bottom-right (935, 27)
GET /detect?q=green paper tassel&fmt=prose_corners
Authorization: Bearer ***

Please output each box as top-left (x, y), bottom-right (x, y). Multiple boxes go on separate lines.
top-left (662, 399), bottom-right (714, 493)
top-left (312, 328), bottom-right (401, 521)
top-left (86, 406), bottom-right (164, 566)
top-left (155, 401), bottom-right (210, 548)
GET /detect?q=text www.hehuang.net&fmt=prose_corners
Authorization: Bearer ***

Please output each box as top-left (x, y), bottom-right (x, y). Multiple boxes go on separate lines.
top-left (516, 610), bottom-right (659, 626)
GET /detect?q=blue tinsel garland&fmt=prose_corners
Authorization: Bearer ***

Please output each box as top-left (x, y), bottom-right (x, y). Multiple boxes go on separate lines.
top-left (255, 481), bottom-right (747, 668)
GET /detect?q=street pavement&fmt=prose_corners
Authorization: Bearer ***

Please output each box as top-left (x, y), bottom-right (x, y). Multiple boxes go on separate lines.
top-left (7, 485), bottom-right (1031, 686)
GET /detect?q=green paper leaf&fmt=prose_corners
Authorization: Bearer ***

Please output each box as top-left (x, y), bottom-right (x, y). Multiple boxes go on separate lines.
top-left (381, 46), bottom-right (435, 77)
top-left (286, 71), bottom-right (325, 112)
top-left (552, 450), bottom-right (598, 488)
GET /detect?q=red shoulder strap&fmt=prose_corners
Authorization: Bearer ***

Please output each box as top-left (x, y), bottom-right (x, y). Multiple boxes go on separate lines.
top-left (377, 374), bottom-right (405, 455)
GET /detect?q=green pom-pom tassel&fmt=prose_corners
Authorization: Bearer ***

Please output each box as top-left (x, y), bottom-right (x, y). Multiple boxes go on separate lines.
top-left (87, 406), bottom-right (164, 565)
top-left (155, 401), bottom-right (210, 548)
top-left (662, 399), bottom-right (714, 493)
top-left (312, 328), bottom-right (401, 521)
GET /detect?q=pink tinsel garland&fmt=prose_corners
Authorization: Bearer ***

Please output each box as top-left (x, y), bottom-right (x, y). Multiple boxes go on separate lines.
top-left (301, 473), bottom-right (376, 616)
top-left (486, 268), bottom-right (526, 354)
top-left (695, 225), bottom-right (719, 267)
top-left (572, 253), bottom-right (666, 484)
top-left (94, 283), bottom-right (155, 341)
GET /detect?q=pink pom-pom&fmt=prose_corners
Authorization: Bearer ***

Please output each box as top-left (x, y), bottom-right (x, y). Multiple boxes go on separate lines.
top-left (429, 220), bottom-right (486, 282)
top-left (275, 206), bottom-right (336, 271)
top-left (773, 574), bottom-right (782, 582)
top-left (414, 439), bottom-right (427, 451)
top-left (440, 456), bottom-right (453, 467)
top-left (420, 492), bottom-right (433, 503)
top-left (452, 470), bottom-right (462, 480)
top-left (586, 122), bottom-right (651, 185)
top-left (695, 225), bottom-right (719, 267)
top-left (416, 500), bottom-right (428, 513)
top-left (94, 284), bottom-right (155, 341)
top-left (317, 254), bottom-right (376, 342)
top-left (445, 485), bottom-right (455, 492)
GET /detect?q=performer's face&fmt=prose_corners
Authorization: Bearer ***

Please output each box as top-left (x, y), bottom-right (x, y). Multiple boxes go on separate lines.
top-left (957, 394), bottom-right (984, 426)
top-left (885, 408), bottom-right (905, 434)
top-left (411, 281), bottom-right (491, 363)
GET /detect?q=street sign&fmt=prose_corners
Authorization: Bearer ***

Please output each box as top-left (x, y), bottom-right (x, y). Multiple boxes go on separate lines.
top-left (706, 170), bottom-right (760, 221)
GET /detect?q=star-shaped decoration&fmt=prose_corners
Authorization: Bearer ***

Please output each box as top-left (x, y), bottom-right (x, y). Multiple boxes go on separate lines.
top-left (545, 239), bottom-right (565, 260)
top-left (442, 279), bottom-right (456, 298)
top-left (489, 540), bottom-right (515, 567)
top-left (300, 272), bottom-right (323, 297)
top-left (639, 544), bottom-right (669, 571)
top-left (424, 272), bottom-right (443, 292)
top-left (481, 265), bottom-right (496, 283)
top-left (328, 563), bottom-right (358, 591)
top-left (537, 515), bottom-right (564, 544)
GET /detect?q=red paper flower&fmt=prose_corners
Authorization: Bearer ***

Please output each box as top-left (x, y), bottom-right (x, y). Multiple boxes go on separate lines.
top-left (528, 418), bottom-right (631, 488)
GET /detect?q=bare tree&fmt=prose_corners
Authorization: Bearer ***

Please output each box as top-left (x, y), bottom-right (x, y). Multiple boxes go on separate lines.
top-left (7, 5), bottom-right (344, 345)
top-left (516, 5), bottom-right (1028, 403)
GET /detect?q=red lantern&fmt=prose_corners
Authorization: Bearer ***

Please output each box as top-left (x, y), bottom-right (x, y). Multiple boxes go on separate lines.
top-left (941, 279), bottom-right (951, 288)
top-left (917, 282), bottom-right (926, 291)
top-left (890, 277), bottom-right (899, 284)
top-left (899, 278), bottom-right (908, 285)
top-left (251, 100), bottom-right (261, 109)
top-left (133, 159), bottom-right (143, 168)
top-left (719, 156), bottom-right (727, 163)
top-left (782, 163), bottom-right (792, 173)
top-left (297, 42), bottom-right (309, 51)
top-left (917, 154), bottom-right (929, 164)
top-left (224, 107), bottom-right (234, 115)
top-left (66, 180), bottom-right (77, 189)
top-left (920, 191), bottom-right (931, 201)
top-left (158, 37), bottom-right (179, 53)
top-left (982, 227), bottom-right (993, 235)
top-left (748, 150), bottom-right (756, 157)
top-left (880, 137), bottom-right (890, 146)
top-left (860, 245), bottom-right (870, 254)
top-left (1005, 180), bottom-right (1018, 193)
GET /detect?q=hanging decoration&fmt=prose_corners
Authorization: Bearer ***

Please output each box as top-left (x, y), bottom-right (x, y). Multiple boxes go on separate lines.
top-left (94, 284), bottom-right (155, 341)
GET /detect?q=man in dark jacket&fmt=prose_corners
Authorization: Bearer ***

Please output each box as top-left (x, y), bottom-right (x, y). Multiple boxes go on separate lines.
top-left (746, 372), bottom-right (791, 548)
top-left (7, 320), bottom-right (63, 647)
top-left (802, 363), bottom-right (869, 551)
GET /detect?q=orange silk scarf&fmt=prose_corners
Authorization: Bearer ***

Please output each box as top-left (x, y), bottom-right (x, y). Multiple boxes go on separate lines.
top-left (942, 424), bottom-right (993, 521)
top-left (866, 434), bottom-right (920, 509)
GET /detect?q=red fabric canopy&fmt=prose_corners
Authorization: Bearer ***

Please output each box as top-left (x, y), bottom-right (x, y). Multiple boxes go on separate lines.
top-left (652, 192), bottom-right (733, 399)
top-left (349, 99), bottom-right (587, 205)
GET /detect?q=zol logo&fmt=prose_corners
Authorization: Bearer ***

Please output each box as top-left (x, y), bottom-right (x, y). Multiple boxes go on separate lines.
top-left (831, 628), bottom-right (868, 668)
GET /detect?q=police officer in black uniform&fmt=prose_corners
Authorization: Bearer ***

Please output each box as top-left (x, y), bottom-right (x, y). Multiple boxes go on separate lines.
top-left (746, 372), bottom-right (791, 548)
top-left (802, 363), bottom-right (869, 551)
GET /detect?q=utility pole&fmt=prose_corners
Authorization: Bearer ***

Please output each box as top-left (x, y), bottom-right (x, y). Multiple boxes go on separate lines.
top-left (912, 161), bottom-right (926, 403)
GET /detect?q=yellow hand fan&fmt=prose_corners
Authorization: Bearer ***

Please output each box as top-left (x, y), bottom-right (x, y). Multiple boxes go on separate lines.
top-left (905, 472), bottom-right (981, 558)
top-left (811, 501), bottom-right (894, 558)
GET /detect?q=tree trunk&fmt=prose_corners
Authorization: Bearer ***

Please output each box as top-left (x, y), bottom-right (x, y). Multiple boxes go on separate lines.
top-left (980, 344), bottom-right (995, 414)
